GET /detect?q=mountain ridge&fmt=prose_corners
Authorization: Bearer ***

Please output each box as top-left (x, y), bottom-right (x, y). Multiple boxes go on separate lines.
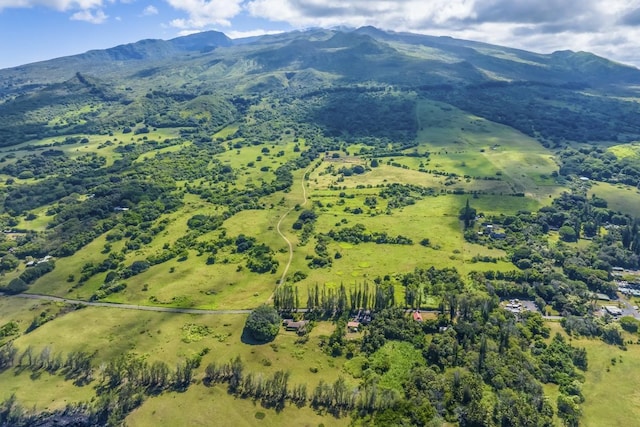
top-left (2, 26), bottom-right (640, 147)
top-left (1, 26), bottom-right (637, 85)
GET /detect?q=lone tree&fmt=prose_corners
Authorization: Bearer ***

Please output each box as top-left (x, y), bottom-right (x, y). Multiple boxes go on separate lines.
top-left (245, 304), bottom-right (280, 342)
top-left (459, 199), bottom-right (477, 229)
top-left (559, 225), bottom-right (577, 242)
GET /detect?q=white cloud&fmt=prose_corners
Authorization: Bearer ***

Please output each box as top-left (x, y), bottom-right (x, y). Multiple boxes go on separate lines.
top-left (176, 29), bottom-right (204, 36)
top-left (70, 7), bottom-right (107, 23)
top-left (243, 0), bottom-right (640, 66)
top-left (165, 0), bottom-right (243, 28)
top-left (0, 0), bottom-right (104, 11)
top-left (245, 0), bottom-right (478, 29)
top-left (226, 28), bottom-right (284, 39)
top-left (142, 4), bottom-right (158, 16)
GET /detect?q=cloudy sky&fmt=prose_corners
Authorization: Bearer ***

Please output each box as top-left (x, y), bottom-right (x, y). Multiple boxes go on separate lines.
top-left (1, 0), bottom-right (640, 70)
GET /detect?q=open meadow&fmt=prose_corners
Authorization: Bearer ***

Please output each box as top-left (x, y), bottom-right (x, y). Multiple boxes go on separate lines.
top-left (546, 322), bottom-right (640, 427)
top-left (587, 181), bottom-right (640, 216)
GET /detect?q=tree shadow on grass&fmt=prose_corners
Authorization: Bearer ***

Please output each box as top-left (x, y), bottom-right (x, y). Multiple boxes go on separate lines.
top-left (240, 326), bottom-right (273, 345)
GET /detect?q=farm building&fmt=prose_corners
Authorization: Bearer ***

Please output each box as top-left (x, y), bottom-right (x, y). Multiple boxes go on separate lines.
top-left (282, 319), bottom-right (309, 333)
top-left (604, 306), bottom-right (623, 316)
top-left (347, 321), bottom-right (360, 332)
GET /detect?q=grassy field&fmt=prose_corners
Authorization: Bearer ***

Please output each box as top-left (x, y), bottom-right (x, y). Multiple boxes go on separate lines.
top-left (608, 142), bottom-right (640, 159)
top-left (587, 181), bottom-right (640, 216)
top-left (547, 322), bottom-right (640, 427)
top-left (414, 100), bottom-right (562, 201)
top-left (0, 128), bottom-right (183, 169)
top-left (1, 300), bottom-right (355, 423)
top-left (0, 369), bottom-right (94, 412)
top-left (13, 104), bottom-right (564, 310)
top-left (126, 384), bottom-right (350, 427)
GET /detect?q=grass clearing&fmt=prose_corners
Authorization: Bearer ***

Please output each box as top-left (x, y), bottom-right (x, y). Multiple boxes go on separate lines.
top-left (608, 142), bottom-right (640, 159)
top-left (370, 341), bottom-right (424, 391)
top-left (588, 181), bottom-right (640, 216)
top-left (4, 303), bottom-right (354, 421)
top-left (415, 99), bottom-right (562, 201)
top-left (126, 384), bottom-right (350, 427)
top-left (546, 322), bottom-right (640, 427)
top-left (0, 370), bottom-right (94, 412)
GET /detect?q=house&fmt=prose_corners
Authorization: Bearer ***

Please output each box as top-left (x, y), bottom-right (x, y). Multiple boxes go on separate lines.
top-left (353, 309), bottom-right (372, 324)
top-left (604, 305), bottom-right (623, 316)
top-left (347, 321), bottom-right (360, 332)
top-left (282, 319), bottom-right (309, 333)
top-left (412, 311), bottom-right (423, 322)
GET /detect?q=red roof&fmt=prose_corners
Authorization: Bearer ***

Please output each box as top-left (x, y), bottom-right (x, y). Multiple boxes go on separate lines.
top-left (412, 311), bottom-right (423, 321)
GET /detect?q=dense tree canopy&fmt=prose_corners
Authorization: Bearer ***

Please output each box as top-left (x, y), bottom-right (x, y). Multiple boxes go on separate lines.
top-left (244, 305), bottom-right (280, 342)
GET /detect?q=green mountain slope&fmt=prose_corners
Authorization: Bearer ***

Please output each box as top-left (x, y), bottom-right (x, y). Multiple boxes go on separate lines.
top-left (0, 27), bottom-right (639, 148)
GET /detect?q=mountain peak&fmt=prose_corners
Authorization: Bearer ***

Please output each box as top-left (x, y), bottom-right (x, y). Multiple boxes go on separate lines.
top-left (169, 30), bottom-right (232, 52)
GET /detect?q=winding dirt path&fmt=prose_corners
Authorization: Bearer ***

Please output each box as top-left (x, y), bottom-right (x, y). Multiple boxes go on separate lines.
top-left (275, 167), bottom-right (310, 288)
top-left (1, 168), bottom-right (313, 314)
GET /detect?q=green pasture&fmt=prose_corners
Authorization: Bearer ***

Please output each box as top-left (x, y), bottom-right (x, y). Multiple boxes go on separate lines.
top-left (15, 203), bottom-right (56, 231)
top-left (29, 227), bottom-right (126, 298)
top-left (0, 297), bottom-right (45, 324)
top-left (0, 297), bottom-right (51, 345)
top-left (8, 308), bottom-right (246, 366)
top-left (134, 141), bottom-right (191, 163)
top-left (414, 99), bottom-right (562, 200)
top-left (126, 383), bottom-right (350, 427)
top-left (215, 141), bottom-right (299, 190)
top-left (546, 322), bottom-right (640, 427)
top-left (0, 369), bottom-right (94, 412)
top-left (367, 340), bottom-right (424, 391)
top-left (213, 124), bottom-right (240, 139)
top-left (4, 303), bottom-right (354, 420)
top-left (106, 253), bottom-right (278, 309)
top-left (0, 128), bottom-right (182, 168)
top-left (608, 141), bottom-right (640, 159)
top-left (588, 181), bottom-right (640, 216)
top-left (288, 193), bottom-right (512, 296)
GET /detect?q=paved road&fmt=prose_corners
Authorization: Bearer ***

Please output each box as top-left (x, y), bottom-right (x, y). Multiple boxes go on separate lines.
top-left (4, 293), bottom-right (251, 315)
top-left (1, 169), bottom-right (317, 315)
top-left (612, 293), bottom-right (640, 319)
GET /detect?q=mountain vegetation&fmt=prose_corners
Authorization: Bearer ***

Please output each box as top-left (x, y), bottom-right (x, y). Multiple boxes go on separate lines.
top-left (1, 26), bottom-right (640, 426)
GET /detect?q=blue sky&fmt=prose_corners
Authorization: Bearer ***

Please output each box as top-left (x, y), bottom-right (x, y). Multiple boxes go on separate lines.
top-left (1, 0), bottom-right (640, 70)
